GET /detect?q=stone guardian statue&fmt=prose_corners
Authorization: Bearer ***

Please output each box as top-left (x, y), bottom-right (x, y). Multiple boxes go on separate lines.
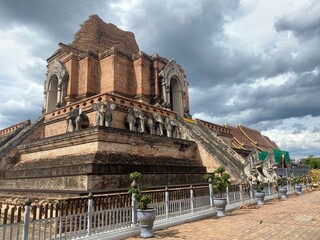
top-left (164, 117), bottom-right (173, 137)
top-left (127, 108), bottom-right (137, 131)
top-left (154, 113), bottom-right (164, 136)
top-left (134, 109), bottom-right (146, 133)
top-left (92, 102), bottom-right (116, 127)
top-left (147, 113), bottom-right (156, 135)
top-left (66, 108), bottom-right (89, 132)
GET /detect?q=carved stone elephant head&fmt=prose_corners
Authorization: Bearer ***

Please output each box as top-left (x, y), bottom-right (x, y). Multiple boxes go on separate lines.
top-left (92, 102), bottom-right (116, 127)
top-left (66, 108), bottom-right (89, 132)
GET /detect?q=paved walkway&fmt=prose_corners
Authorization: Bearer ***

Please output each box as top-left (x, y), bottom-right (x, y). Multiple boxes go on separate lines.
top-left (129, 190), bottom-right (320, 240)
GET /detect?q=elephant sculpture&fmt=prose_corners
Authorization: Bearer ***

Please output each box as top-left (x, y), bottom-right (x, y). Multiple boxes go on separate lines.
top-left (154, 113), bottom-right (164, 136)
top-left (92, 102), bottom-right (116, 127)
top-left (164, 117), bottom-right (173, 137)
top-left (127, 108), bottom-right (137, 131)
top-left (170, 119), bottom-right (180, 138)
top-left (135, 109), bottom-right (146, 133)
top-left (66, 108), bottom-right (89, 132)
top-left (147, 114), bottom-right (156, 135)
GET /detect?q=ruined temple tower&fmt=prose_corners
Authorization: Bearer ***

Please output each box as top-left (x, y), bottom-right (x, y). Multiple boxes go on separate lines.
top-left (0, 15), bottom-right (205, 199)
top-left (43, 15), bottom-right (190, 130)
top-left (0, 15), bottom-right (285, 201)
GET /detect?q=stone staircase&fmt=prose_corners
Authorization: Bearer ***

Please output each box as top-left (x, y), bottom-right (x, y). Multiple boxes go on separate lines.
top-left (0, 117), bottom-right (44, 160)
top-left (0, 121), bottom-right (30, 149)
top-left (177, 116), bottom-right (245, 180)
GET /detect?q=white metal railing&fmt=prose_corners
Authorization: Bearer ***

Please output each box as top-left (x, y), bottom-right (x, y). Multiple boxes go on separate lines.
top-left (0, 181), bottom-right (308, 240)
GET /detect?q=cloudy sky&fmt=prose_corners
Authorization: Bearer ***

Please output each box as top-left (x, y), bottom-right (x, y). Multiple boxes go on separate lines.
top-left (0, 0), bottom-right (319, 159)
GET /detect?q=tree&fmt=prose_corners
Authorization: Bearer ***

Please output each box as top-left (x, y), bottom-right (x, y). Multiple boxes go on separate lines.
top-left (304, 155), bottom-right (320, 169)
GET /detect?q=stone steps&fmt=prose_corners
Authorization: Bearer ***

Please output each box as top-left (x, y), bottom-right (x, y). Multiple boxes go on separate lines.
top-left (177, 116), bottom-right (245, 180)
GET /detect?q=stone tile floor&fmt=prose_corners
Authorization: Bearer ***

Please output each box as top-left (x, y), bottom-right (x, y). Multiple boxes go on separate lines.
top-left (129, 190), bottom-right (320, 240)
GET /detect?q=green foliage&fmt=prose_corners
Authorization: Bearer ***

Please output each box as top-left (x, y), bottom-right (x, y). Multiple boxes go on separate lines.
top-left (137, 195), bottom-right (152, 209)
top-left (130, 171), bottom-right (142, 181)
top-left (254, 173), bottom-right (264, 192)
top-left (203, 173), bottom-right (214, 182)
top-left (128, 172), bottom-right (151, 210)
top-left (293, 173), bottom-right (305, 185)
top-left (213, 166), bottom-right (231, 197)
top-left (277, 176), bottom-right (288, 187)
top-left (304, 155), bottom-right (320, 169)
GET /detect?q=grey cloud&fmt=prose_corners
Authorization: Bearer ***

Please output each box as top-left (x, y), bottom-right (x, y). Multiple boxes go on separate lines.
top-left (313, 126), bottom-right (320, 133)
top-left (291, 123), bottom-right (307, 134)
top-left (0, 0), bottom-right (117, 50)
top-left (274, 1), bottom-right (320, 39)
top-left (117, 0), bottom-right (245, 87)
top-left (191, 65), bottom-right (320, 128)
top-left (251, 119), bottom-right (284, 132)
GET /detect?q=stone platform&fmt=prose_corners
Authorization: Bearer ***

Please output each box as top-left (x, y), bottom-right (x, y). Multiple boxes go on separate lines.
top-left (0, 126), bottom-right (206, 200)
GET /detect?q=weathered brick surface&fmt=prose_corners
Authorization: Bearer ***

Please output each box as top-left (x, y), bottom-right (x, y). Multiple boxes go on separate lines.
top-left (0, 127), bottom-right (206, 193)
top-left (45, 15), bottom-right (190, 118)
top-left (71, 15), bottom-right (139, 55)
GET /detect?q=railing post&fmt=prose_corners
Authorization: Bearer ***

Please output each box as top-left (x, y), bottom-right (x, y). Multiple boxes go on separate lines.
top-left (165, 187), bottom-right (169, 219)
top-left (226, 186), bottom-right (230, 205)
top-left (22, 197), bottom-right (31, 240)
top-left (249, 178), bottom-right (254, 200)
top-left (239, 184), bottom-right (243, 202)
top-left (190, 186), bottom-right (194, 213)
top-left (268, 181), bottom-right (271, 196)
top-left (131, 180), bottom-right (138, 226)
top-left (208, 178), bottom-right (214, 207)
top-left (87, 192), bottom-right (93, 236)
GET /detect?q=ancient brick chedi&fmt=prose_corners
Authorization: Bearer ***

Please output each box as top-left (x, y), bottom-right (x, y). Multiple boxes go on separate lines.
top-left (0, 15), bottom-right (284, 201)
top-left (43, 14), bottom-right (190, 120)
top-left (0, 15), bottom-right (201, 200)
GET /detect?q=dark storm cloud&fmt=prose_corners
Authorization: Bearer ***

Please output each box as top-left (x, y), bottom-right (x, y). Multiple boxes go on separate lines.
top-left (291, 123), bottom-right (307, 134)
top-left (0, 0), bottom-right (118, 126)
top-left (117, 0), bottom-right (245, 87)
top-left (274, 1), bottom-right (320, 39)
top-left (184, 1), bottom-right (320, 132)
top-left (190, 65), bottom-right (320, 129)
top-left (0, 0), bottom-right (102, 42)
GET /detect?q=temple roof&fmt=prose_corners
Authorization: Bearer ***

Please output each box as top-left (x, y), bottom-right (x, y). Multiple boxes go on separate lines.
top-left (225, 124), bottom-right (256, 150)
top-left (71, 15), bottom-right (140, 55)
top-left (263, 135), bottom-right (279, 149)
top-left (237, 125), bottom-right (279, 151)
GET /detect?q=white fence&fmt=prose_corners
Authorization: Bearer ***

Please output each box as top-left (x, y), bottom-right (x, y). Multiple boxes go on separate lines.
top-left (0, 182), bottom-right (309, 240)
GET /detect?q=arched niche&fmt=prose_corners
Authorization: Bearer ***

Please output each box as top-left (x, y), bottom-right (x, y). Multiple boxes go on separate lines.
top-left (43, 60), bottom-right (68, 113)
top-left (159, 59), bottom-right (187, 117)
top-left (170, 76), bottom-right (184, 116)
top-left (47, 76), bottom-right (58, 112)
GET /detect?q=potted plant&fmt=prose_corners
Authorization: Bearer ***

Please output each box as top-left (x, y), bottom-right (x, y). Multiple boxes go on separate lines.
top-left (277, 175), bottom-right (288, 199)
top-left (293, 174), bottom-right (304, 195)
top-left (129, 172), bottom-right (156, 238)
top-left (253, 173), bottom-right (265, 205)
top-left (203, 173), bottom-right (214, 182)
top-left (212, 166), bottom-right (231, 217)
top-left (307, 176), bottom-right (313, 191)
